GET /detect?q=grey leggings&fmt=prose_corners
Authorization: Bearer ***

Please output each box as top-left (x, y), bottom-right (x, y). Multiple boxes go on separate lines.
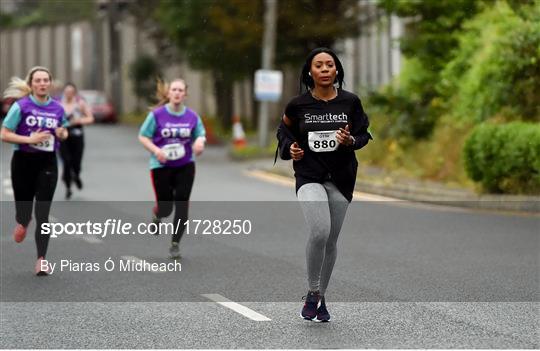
top-left (297, 181), bottom-right (349, 295)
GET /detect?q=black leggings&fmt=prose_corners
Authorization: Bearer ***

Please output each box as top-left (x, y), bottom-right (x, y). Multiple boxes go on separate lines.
top-left (59, 132), bottom-right (84, 189)
top-left (11, 151), bottom-right (58, 258)
top-left (151, 162), bottom-right (195, 243)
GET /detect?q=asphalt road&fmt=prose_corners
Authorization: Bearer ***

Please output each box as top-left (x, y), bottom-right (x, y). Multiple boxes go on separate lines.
top-left (1, 124), bottom-right (538, 349)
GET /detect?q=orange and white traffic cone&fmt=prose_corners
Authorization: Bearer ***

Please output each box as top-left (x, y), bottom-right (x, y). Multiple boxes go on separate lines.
top-left (232, 115), bottom-right (247, 149)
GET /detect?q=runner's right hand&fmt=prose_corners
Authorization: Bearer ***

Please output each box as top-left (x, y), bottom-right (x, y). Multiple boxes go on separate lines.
top-left (28, 130), bottom-right (51, 144)
top-left (154, 149), bottom-right (168, 163)
top-left (290, 142), bottom-right (304, 161)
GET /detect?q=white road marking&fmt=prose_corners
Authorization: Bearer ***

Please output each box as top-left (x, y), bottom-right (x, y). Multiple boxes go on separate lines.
top-left (202, 293), bottom-right (272, 321)
top-left (244, 169), bottom-right (398, 201)
top-left (245, 169), bottom-right (539, 217)
top-left (82, 236), bottom-right (103, 244)
top-left (3, 177), bottom-right (13, 196)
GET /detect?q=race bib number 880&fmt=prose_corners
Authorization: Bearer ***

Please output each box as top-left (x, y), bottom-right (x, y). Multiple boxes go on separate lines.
top-left (308, 130), bottom-right (339, 152)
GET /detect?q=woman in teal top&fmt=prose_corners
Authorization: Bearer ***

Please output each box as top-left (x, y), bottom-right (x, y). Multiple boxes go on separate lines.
top-left (138, 78), bottom-right (206, 259)
top-left (1, 66), bottom-right (69, 276)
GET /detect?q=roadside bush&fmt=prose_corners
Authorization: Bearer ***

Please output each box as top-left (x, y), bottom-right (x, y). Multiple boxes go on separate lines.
top-left (463, 122), bottom-right (540, 194)
top-left (439, 1), bottom-right (540, 123)
top-left (368, 58), bottom-right (440, 141)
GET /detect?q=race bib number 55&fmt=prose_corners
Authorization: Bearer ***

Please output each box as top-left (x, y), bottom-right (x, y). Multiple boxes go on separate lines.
top-left (308, 130), bottom-right (339, 152)
top-left (30, 132), bottom-right (54, 152)
top-left (161, 143), bottom-right (185, 160)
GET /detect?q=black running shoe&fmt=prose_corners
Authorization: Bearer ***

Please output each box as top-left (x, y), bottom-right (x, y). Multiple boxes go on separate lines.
top-left (74, 176), bottom-right (83, 190)
top-left (315, 296), bottom-right (330, 322)
top-left (65, 189), bottom-right (72, 200)
top-left (301, 290), bottom-right (319, 320)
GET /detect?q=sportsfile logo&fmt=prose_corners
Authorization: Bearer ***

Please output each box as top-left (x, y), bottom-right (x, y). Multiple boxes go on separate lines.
top-left (304, 112), bottom-right (348, 124)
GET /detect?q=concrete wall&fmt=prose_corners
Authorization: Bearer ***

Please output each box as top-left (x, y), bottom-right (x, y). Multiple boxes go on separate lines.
top-left (0, 31), bottom-right (10, 83)
top-left (38, 26), bottom-right (51, 70)
top-left (53, 25), bottom-right (69, 84)
top-left (341, 7), bottom-right (404, 93)
top-left (0, 2), bottom-right (401, 121)
top-left (11, 30), bottom-right (23, 78)
top-left (0, 20), bottom-right (207, 115)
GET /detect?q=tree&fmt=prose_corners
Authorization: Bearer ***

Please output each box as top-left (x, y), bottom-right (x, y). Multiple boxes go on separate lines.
top-left (276, 0), bottom-right (362, 67)
top-left (129, 55), bottom-right (162, 111)
top-left (439, 1), bottom-right (540, 122)
top-left (378, 0), bottom-right (484, 71)
top-left (374, 0), bottom-right (486, 139)
top-left (157, 0), bottom-right (264, 128)
top-left (124, 0), bottom-right (180, 64)
top-left (156, 0), bottom-right (363, 128)
top-left (1, 0), bottom-right (94, 28)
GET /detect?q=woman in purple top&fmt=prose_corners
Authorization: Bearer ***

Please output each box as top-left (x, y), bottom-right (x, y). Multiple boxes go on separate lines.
top-left (138, 78), bottom-right (206, 259)
top-left (1, 66), bottom-right (69, 276)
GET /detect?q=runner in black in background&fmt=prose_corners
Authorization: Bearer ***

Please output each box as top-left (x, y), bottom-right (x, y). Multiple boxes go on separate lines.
top-left (59, 82), bottom-right (94, 199)
top-left (276, 47), bottom-right (373, 322)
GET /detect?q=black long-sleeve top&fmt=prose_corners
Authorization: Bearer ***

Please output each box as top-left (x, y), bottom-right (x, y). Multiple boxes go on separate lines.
top-left (276, 89), bottom-right (373, 202)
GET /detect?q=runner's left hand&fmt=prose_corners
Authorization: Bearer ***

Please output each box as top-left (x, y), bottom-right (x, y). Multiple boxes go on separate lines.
top-left (337, 125), bottom-right (352, 146)
top-left (55, 127), bottom-right (68, 140)
top-left (193, 137), bottom-right (205, 156)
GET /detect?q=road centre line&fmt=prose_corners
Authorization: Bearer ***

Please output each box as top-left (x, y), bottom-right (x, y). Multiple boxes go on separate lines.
top-left (83, 236), bottom-right (103, 244)
top-left (3, 177), bottom-right (13, 196)
top-left (121, 255), bottom-right (142, 262)
top-left (202, 293), bottom-right (271, 321)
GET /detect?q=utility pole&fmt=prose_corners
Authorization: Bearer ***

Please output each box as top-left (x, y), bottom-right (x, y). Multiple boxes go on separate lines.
top-left (257, 0), bottom-right (278, 148)
top-left (92, 2), bottom-right (105, 90)
top-left (108, 0), bottom-right (123, 115)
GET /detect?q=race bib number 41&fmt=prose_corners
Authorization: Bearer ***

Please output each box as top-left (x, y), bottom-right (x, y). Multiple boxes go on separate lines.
top-left (30, 133), bottom-right (54, 152)
top-left (161, 143), bottom-right (185, 160)
top-left (308, 130), bottom-right (339, 152)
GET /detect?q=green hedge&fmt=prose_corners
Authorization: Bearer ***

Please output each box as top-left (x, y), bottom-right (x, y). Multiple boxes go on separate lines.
top-left (463, 122), bottom-right (540, 194)
top-left (439, 1), bottom-right (540, 123)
